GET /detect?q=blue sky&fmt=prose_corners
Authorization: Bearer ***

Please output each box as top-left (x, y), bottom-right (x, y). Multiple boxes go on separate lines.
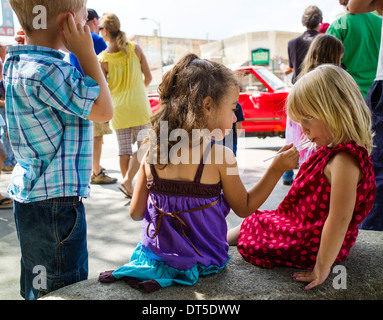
top-left (86, 0), bottom-right (343, 40)
top-left (1, 0), bottom-right (344, 43)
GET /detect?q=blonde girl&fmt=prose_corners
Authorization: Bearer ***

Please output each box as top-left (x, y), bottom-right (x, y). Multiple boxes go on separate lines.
top-left (228, 64), bottom-right (376, 290)
top-left (99, 54), bottom-right (298, 292)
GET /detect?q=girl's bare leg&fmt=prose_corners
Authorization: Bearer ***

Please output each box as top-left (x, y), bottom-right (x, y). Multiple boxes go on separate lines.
top-left (227, 224), bottom-right (241, 246)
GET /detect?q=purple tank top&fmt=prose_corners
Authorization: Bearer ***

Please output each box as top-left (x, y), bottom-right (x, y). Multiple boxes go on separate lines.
top-left (141, 142), bottom-right (231, 271)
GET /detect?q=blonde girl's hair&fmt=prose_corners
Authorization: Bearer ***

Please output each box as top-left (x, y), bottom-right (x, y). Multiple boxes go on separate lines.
top-left (100, 13), bottom-right (129, 55)
top-left (287, 64), bottom-right (373, 154)
top-left (298, 34), bottom-right (344, 80)
top-left (9, 0), bottom-right (87, 35)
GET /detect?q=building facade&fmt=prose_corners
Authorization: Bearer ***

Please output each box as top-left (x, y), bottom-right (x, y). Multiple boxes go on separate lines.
top-left (200, 30), bottom-right (300, 82)
top-left (132, 30), bottom-right (301, 90)
top-left (131, 35), bottom-right (208, 90)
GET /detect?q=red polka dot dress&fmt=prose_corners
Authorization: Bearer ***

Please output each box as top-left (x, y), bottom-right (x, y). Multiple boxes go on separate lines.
top-left (238, 141), bottom-right (376, 269)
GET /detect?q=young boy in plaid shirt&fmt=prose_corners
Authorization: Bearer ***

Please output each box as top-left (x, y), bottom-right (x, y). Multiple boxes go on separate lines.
top-left (5, 0), bottom-right (113, 299)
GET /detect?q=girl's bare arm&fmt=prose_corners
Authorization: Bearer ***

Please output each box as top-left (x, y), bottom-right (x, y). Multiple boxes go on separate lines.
top-left (129, 161), bottom-right (150, 221)
top-left (220, 144), bottom-right (299, 218)
top-left (293, 152), bottom-right (361, 290)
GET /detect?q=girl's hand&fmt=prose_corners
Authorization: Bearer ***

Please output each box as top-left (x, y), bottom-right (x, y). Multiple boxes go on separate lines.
top-left (271, 144), bottom-right (299, 174)
top-left (61, 13), bottom-right (94, 57)
top-left (292, 266), bottom-right (331, 290)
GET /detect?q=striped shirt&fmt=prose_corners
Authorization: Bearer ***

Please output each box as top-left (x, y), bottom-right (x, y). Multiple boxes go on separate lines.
top-left (3, 45), bottom-right (100, 203)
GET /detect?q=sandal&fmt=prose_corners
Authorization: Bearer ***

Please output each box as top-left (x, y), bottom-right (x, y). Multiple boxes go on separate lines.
top-left (0, 197), bottom-right (13, 208)
top-left (118, 185), bottom-right (133, 198)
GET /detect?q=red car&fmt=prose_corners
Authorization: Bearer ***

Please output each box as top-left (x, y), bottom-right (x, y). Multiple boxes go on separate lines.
top-left (236, 66), bottom-right (289, 138)
top-left (148, 66), bottom-right (290, 138)
top-left (148, 92), bottom-right (161, 114)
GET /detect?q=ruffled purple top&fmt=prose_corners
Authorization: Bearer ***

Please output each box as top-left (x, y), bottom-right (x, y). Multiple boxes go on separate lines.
top-left (141, 143), bottom-right (231, 271)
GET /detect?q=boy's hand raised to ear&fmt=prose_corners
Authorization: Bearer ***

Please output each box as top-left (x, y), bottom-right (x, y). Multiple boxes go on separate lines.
top-left (61, 13), bottom-right (94, 58)
top-left (61, 13), bottom-right (113, 123)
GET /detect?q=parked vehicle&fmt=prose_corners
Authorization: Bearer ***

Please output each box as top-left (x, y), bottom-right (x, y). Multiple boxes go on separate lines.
top-left (236, 66), bottom-right (289, 138)
top-left (148, 93), bottom-right (161, 114)
top-left (147, 66), bottom-right (290, 138)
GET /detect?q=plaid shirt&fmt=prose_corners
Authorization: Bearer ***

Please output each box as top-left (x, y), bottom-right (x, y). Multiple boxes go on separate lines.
top-left (3, 45), bottom-right (100, 203)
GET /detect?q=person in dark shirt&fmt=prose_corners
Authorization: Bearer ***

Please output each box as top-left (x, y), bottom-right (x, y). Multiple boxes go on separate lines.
top-left (281, 6), bottom-right (323, 185)
top-left (288, 6), bottom-right (323, 84)
top-left (212, 103), bottom-right (244, 157)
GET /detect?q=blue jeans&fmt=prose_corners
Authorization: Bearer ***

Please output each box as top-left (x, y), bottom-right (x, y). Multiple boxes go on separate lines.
top-left (359, 166), bottom-right (383, 230)
top-left (359, 80), bottom-right (383, 230)
top-left (14, 197), bottom-right (88, 300)
top-left (282, 170), bottom-right (294, 182)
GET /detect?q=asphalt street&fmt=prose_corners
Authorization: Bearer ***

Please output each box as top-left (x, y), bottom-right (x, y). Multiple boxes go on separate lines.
top-left (0, 135), bottom-right (293, 300)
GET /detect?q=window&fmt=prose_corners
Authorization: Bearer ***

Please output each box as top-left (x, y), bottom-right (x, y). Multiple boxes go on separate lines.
top-left (238, 71), bottom-right (267, 93)
top-left (256, 68), bottom-right (287, 91)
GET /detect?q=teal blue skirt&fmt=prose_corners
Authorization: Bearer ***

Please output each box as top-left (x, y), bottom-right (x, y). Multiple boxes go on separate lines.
top-left (112, 242), bottom-right (230, 288)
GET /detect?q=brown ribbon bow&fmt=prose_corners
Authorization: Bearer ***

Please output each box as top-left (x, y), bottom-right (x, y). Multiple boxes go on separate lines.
top-left (147, 194), bottom-right (221, 257)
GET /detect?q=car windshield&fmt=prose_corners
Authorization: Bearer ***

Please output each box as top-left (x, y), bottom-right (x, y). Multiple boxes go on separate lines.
top-left (256, 68), bottom-right (287, 90)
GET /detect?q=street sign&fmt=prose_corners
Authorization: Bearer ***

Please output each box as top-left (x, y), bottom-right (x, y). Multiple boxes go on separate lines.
top-left (0, 0), bottom-right (14, 37)
top-left (251, 48), bottom-right (270, 66)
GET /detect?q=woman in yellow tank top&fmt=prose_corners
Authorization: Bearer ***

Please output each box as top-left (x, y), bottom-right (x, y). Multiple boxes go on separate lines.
top-left (98, 13), bottom-right (152, 198)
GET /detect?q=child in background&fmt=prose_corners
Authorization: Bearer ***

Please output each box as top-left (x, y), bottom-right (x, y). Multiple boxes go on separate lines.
top-left (99, 54), bottom-right (299, 292)
top-left (6, 0), bottom-right (113, 299)
top-left (298, 34), bottom-right (344, 77)
top-left (228, 64), bottom-right (376, 290)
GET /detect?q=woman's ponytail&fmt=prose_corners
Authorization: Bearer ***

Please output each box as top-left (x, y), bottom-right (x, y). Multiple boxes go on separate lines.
top-left (100, 13), bottom-right (129, 56)
top-left (116, 30), bottom-right (129, 56)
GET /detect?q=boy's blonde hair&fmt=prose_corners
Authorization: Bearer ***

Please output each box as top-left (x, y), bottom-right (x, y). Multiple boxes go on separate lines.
top-left (9, 0), bottom-right (87, 35)
top-left (287, 64), bottom-right (373, 154)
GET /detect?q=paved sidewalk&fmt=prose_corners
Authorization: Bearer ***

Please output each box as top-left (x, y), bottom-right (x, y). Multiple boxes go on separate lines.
top-left (0, 135), bottom-right (293, 300)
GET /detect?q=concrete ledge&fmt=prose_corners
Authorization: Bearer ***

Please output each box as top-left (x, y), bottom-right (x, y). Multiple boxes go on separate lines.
top-left (42, 230), bottom-right (383, 300)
